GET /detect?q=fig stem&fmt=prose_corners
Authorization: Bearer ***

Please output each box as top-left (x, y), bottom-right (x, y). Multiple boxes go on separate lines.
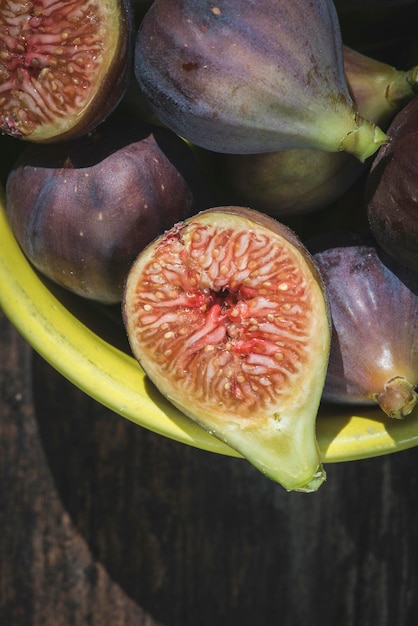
top-left (406, 65), bottom-right (418, 94)
top-left (338, 116), bottom-right (388, 162)
top-left (372, 376), bottom-right (418, 419)
top-left (386, 66), bottom-right (418, 111)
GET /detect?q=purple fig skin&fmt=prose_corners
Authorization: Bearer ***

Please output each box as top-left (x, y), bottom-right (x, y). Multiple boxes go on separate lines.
top-left (335, 0), bottom-right (416, 9)
top-left (310, 231), bottom-right (418, 419)
top-left (5, 117), bottom-right (211, 304)
top-left (134, 0), bottom-right (386, 161)
top-left (211, 45), bottom-right (418, 217)
top-left (366, 96), bottom-right (418, 273)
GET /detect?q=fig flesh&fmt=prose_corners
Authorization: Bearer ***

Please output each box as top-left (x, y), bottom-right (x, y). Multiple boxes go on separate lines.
top-left (310, 231), bottom-right (418, 419)
top-left (123, 207), bottom-right (331, 492)
top-left (0, 0), bottom-right (133, 142)
top-left (366, 96), bottom-right (418, 273)
top-left (214, 46), bottom-right (418, 217)
top-left (5, 117), bottom-right (209, 303)
top-left (134, 0), bottom-right (386, 162)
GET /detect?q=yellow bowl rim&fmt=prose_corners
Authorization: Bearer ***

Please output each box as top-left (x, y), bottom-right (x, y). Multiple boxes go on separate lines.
top-left (1, 192), bottom-right (418, 464)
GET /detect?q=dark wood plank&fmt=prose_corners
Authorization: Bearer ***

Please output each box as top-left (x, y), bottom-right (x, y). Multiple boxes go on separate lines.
top-left (0, 310), bottom-right (161, 626)
top-left (2, 307), bottom-right (418, 626)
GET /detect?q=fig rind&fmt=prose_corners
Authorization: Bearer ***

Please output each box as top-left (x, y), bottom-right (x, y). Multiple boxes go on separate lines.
top-left (123, 207), bottom-right (330, 492)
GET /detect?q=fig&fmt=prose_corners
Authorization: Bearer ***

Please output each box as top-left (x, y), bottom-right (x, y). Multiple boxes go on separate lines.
top-left (134, 0), bottom-right (387, 162)
top-left (5, 117), bottom-right (210, 303)
top-left (214, 148), bottom-right (364, 218)
top-left (310, 231), bottom-right (418, 419)
top-left (366, 96), bottom-right (418, 273)
top-left (0, 0), bottom-right (133, 142)
top-left (123, 206), bottom-right (331, 492)
top-left (213, 46), bottom-right (418, 217)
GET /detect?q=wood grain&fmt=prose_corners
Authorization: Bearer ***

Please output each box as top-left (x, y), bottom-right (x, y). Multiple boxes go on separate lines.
top-left (1, 308), bottom-right (418, 626)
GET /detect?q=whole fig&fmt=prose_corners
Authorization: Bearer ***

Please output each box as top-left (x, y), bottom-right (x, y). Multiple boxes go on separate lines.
top-left (214, 46), bottom-right (417, 216)
top-left (134, 0), bottom-right (386, 162)
top-left (6, 117), bottom-right (210, 303)
top-left (310, 231), bottom-right (418, 419)
top-left (366, 96), bottom-right (418, 273)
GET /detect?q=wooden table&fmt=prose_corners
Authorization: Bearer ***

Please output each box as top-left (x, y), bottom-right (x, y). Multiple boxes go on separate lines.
top-left (1, 306), bottom-right (418, 626)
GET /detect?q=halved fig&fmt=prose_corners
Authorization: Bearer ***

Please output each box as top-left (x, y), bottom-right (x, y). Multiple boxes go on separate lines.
top-left (123, 207), bottom-right (331, 492)
top-left (0, 0), bottom-right (133, 142)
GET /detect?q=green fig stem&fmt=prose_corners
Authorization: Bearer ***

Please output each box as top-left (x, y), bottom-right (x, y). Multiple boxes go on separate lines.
top-left (405, 65), bottom-right (418, 95)
top-left (372, 376), bottom-right (418, 419)
top-left (343, 47), bottom-right (418, 127)
top-left (339, 116), bottom-right (387, 163)
top-left (388, 66), bottom-right (418, 110)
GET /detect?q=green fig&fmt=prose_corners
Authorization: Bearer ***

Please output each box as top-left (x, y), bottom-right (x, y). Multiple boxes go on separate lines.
top-left (134, 0), bottom-right (386, 162)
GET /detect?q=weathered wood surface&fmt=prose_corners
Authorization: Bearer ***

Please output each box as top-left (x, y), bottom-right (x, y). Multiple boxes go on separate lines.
top-left (1, 307), bottom-right (418, 626)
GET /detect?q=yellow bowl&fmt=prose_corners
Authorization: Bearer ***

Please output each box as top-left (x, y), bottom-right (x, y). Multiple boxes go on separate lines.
top-left (1, 187), bottom-right (418, 464)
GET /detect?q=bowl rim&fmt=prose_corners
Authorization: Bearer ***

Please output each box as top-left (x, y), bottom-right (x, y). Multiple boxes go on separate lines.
top-left (1, 195), bottom-right (418, 464)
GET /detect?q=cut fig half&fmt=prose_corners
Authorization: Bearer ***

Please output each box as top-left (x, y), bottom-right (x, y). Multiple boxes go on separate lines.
top-left (0, 0), bottom-right (133, 142)
top-left (123, 207), bottom-right (331, 492)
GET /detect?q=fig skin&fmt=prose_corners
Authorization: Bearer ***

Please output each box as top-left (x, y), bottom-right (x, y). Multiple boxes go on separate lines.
top-left (335, 0), bottom-right (417, 9)
top-left (310, 231), bottom-right (418, 419)
top-left (366, 96), bottom-right (418, 273)
top-left (123, 206), bottom-right (331, 492)
top-left (0, 0), bottom-right (134, 143)
top-left (214, 46), bottom-right (418, 217)
top-left (5, 117), bottom-right (211, 304)
top-left (134, 0), bottom-right (386, 162)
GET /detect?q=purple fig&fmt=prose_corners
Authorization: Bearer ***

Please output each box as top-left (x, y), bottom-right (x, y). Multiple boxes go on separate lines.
top-left (366, 95), bottom-right (418, 273)
top-left (134, 0), bottom-right (386, 162)
top-left (310, 231), bottom-right (418, 419)
top-left (213, 46), bottom-right (417, 216)
top-left (0, 0), bottom-right (134, 142)
top-left (5, 117), bottom-right (210, 303)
